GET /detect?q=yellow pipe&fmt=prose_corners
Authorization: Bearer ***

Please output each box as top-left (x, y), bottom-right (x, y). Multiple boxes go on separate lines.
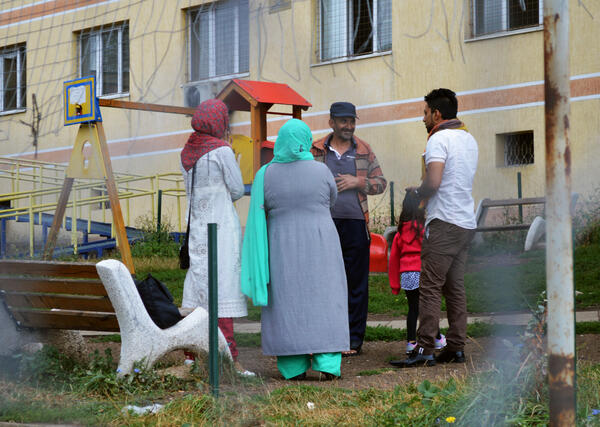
top-left (72, 190), bottom-right (78, 255)
top-left (28, 194), bottom-right (33, 258)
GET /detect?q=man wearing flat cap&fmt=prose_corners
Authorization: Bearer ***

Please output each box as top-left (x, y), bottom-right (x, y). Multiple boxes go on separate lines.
top-left (312, 101), bottom-right (387, 356)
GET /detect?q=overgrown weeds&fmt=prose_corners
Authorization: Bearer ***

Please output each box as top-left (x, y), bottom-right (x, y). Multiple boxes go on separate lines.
top-left (3, 347), bottom-right (190, 399)
top-left (130, 214), bottom-right (179, 258)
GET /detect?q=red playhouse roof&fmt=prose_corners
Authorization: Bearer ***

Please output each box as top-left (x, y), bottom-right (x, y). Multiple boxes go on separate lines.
top-left (217, 79), bottom-right (312, 112)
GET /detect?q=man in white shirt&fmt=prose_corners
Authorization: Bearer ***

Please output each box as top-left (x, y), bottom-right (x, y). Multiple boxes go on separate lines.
top-left (392, 88), bottom-right (478, 367)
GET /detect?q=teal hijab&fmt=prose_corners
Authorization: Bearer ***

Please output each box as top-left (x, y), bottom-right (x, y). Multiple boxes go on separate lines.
top-left (241, 119), bottom-right (314, 306)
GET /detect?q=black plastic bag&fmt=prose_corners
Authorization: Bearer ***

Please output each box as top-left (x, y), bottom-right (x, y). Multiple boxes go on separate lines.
top-left (134, 273), bottom-right (183, 329)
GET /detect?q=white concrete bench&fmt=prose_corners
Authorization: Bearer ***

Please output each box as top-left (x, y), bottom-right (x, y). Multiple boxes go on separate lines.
top-left (95, 259), bottom-right (231, 376)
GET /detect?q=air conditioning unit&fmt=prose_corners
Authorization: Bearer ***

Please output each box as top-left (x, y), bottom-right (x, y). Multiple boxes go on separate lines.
top-left (183, 80), bottom-right (229, 108)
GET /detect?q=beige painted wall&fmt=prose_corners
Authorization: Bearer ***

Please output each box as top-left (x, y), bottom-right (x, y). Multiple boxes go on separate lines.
top-left (0, 0), bottom-right (598, 231)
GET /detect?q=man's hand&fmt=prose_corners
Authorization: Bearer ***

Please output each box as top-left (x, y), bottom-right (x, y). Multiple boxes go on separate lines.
top-left (335, 174), bottom-right (361, 192)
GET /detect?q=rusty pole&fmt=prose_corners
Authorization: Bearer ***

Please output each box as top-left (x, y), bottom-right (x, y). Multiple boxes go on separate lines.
top-left (544, 0), bottom-right (575, 425)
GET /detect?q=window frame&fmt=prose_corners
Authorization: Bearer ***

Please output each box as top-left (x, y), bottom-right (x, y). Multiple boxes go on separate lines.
top-left (317, 0), bottom-right (392, 64)
top-left (470, 0), bottom-right (543, 40)
top-left (0, 44), bottom-right (26, 113)
top-left (78, 22), bottom-right (129, 97)
top-left (496, 130), bottom-right (535, 167)
top-left (187, 1), bottom-right (249, 83)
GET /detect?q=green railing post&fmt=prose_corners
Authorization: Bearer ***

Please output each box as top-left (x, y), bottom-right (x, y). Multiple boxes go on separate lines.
top-left (208, 223), bottom-right (219, 397)
top-left (157, 189), bottom-right (163, 232)
top-left (390, 181), bottom-right (395, 226)
top-left (517, 172), bottom-right (523, 222)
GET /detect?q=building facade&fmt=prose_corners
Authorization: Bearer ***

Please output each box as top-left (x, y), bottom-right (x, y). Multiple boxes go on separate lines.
top-left (0, 0), bottom-right (598, 229)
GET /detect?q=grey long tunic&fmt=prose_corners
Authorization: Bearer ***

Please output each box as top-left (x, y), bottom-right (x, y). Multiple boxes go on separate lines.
top-left (261, 160), bottom-right (350, 356)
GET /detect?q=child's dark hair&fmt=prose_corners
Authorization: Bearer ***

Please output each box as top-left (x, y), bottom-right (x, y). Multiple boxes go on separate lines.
top-left (397, 190), bottom-right (425, 241)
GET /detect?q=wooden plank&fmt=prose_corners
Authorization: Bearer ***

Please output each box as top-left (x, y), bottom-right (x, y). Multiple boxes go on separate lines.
top-left (4, 292), bottom-right (114, 312)
top-left (476, 224), bottom-right (532, 232)
top-left (481, 197), bottom-right (546, 208)
top-left (97, 122), bottom-right (135, 274)
top-left (11, 308), bottom-right (119, 332)
top-left (98, 98), bottom-right (195, 116)
top-left (0, 260), bottom-right (98, 278)
top-left (43, 177), bottom-right (74, 260)
top-left (0, 277), bottom-right (106, 295)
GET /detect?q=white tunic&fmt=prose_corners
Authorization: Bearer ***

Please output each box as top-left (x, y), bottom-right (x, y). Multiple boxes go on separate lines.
top-left (181, 146), bottom-right (248, 318)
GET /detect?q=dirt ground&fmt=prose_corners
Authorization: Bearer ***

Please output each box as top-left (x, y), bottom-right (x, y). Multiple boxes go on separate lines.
top-left (86, 334), bottom-right (600, 392)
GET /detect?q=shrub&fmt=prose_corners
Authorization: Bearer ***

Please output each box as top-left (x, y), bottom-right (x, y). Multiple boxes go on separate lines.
top-left (131, 214), bottom-right (179, 258)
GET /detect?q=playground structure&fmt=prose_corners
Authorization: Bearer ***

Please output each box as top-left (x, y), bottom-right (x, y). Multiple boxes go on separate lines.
top-left (0, 155), bottom-right (187, 260)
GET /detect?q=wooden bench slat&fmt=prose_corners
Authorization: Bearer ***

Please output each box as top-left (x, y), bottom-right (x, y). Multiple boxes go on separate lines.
top-left (481, 197), bottom-right (546, 208)
top-left (11, 308), bottom-right (119, 332)
top-left (476, 224), bottom-right (531, 232)
top-left (0, 260), bottom-right (99, 278)
top-left (0, 277), bottom-right (107, 295)
top-left (3, 292), bottom-right (114, 312)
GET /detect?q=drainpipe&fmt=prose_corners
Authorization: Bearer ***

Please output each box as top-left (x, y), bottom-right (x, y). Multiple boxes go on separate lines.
top-left (544, 1), bottom-right (575, 425)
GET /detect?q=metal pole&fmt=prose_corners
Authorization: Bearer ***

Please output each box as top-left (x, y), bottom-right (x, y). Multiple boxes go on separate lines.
top-left (390, 181), bottom-right (395, 226)
top-left (517, 172), bottom-right (523, 222)
top-left (544, 1), bottom-right (575, 425)
top-left (157, 189), bottom-right (163, 232)
top-left (208, 223), bottom-right (219, 397)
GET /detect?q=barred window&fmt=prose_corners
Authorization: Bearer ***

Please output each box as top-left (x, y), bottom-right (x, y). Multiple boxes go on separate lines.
top-left (0, 44), bottom-right (26, 112)
top-left (318, 0), bottom-right (392, 62)
top-left (188, 0), bottom-right (249, 81)
top-left (473, 0), bottom-right (542, 37)
top-left (500, 131), bottom-right (534, 166)
top-left (79, 23), bottom-right (129, 96)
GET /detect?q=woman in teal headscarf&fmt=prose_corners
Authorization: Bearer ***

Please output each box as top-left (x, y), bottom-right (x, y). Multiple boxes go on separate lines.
top-left (242, 119), bottom-right (349, 380)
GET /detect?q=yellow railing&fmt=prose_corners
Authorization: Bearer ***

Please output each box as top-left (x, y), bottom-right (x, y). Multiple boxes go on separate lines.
top-left (0, 156), bottom-right (187, 257)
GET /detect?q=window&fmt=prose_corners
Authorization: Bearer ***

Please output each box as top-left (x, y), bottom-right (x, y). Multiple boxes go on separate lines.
top-left (318, 0), bottom-right (391, 62)
top-left (473, 0), bottom-right (542, 37)
top-left (79, 23), bottom-right (129, 96)
top-left (188, 0), bottom-right (249, 81)
top-left (0, 44), bottom-right (26, 112)
top-left (497, 131), bottom-right (534, 166)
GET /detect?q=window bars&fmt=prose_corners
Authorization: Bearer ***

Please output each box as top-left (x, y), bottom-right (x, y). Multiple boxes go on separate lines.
top-left (318, 0), bottom-right (392, 62)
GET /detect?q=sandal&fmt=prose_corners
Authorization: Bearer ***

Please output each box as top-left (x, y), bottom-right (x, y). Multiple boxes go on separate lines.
top-left (341, 345), bottom-right (362, 357)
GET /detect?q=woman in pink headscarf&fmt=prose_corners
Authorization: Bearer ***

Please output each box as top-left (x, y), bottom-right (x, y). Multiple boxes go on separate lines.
top-left (180, 99), bottom-right (251, 374)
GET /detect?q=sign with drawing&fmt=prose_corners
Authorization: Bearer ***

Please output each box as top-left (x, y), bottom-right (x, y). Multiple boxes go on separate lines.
top-left (63, 76), bottom-right (102, 125)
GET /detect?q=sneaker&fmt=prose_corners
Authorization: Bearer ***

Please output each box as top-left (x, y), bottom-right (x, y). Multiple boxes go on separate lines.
top-left (406, 341), bottom-right (417, 354)
top-left (183, 351), bottom-right (195, 366)
top-left (435, 334), bottom-right (447, 350)
top-left (390, 346), bottom-right (436, 368)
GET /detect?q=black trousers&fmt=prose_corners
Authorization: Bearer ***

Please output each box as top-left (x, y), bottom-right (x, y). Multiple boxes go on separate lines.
top-left (333, 218), bottom-right (370, 349)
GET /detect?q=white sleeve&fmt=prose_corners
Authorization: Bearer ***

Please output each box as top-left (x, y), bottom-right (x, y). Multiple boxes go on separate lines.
top-left (425, 134), bottom-right (448, 164)
top-left (218, 147), bottom-right (245, 202)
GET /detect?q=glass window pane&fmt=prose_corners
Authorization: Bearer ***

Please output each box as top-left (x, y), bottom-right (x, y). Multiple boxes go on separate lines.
top-left (102, 29), bottom-right (119, 94)
top-left (238, 0), bottom-right (249, 73)
top-left (377, 0), bottom-right (391, 51)
top-left (321, 0), bottom-right (348, 61)
top-left (508, 0), bottom-right (539, 29)
top-left (121, 25), bottom-right (129, 92)
top-left (352, 0), bottom-right (373, 55)
top-left (215, 1), bottom-right (235, 76)
top-left (19, 47), bottom-right (26, 108)
top-left (475, 0), bottom-right (504, 35)
top-left (190, 9), bottom-right (210, 80)
top-left (81, 34), bottom-right (98, 80)
top-left (3, 55), bottom-right (17, 110)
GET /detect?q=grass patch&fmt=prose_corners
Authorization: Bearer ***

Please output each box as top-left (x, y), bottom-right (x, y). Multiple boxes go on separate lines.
top-left (89, 334), bottom-right (121, 343)
top-left (576, 321), bottom-right (600, 335)
top-left (234, 332), bottom-right (261, 347)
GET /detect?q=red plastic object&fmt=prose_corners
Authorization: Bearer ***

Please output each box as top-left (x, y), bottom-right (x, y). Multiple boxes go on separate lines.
top-left (233, 79), bottom-right (312, 107)
top-left (369, 233), bottom-right (388, 273)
